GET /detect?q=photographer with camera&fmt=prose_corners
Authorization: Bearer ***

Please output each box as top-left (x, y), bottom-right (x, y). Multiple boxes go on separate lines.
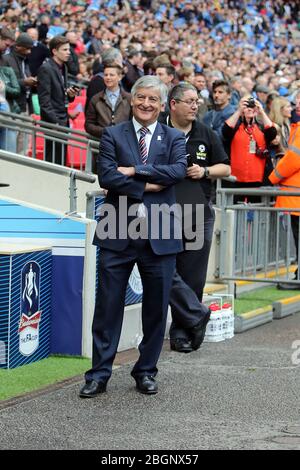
top-left (222, 96), bottom-right (277, 201)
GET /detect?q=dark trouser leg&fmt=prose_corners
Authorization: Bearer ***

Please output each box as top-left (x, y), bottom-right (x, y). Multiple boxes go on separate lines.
top-left (45, 139), bottom-right (67, 165)
top-left (170, 270), bottom-right (207, 332)
top-left (131, 242), bottom-right (176, 378)
top-left (44, 119), bottom-right (69, 166)
top-left (291, 215), bottom-right (299, 279)
top-left (17, 111), bottom-right (30, 155)
top-left (85, 248), bottom-right (135, 384)
top-left (169, 206), bottom-right (215, 340)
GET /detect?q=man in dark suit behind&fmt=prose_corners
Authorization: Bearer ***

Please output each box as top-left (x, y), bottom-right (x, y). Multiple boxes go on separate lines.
top-left (2, 32), bottom-right (37, 153)
top-left (80, 76), bottom-right (187, 398)
top-left (37, 35), bottom-right (77, 165)
top-left (163, 83), bottom-right (230, 353)
top-left (26, 27), bottom-right (50, 77)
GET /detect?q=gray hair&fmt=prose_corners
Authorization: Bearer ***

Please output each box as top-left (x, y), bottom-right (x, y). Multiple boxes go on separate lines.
top-left (168, 82), bottom-right (197, 106)
top-left (230, 75), bottom-right (242, 85)
top-left (290, 88), bottom-right (300, 106)
top-left (131, 75), bottom-right (168, 104)
top-left (206, 70), bottom-right (224, 80)
top-left (102, 47), bottom-right (123, 66)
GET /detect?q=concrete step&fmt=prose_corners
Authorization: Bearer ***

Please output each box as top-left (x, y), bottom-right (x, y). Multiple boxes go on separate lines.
top-left (273, 294), bottom-right (300, 319)
top-left (233, 266), bottom-right (296, 295)
top-left (204, 283), bottom-right (228, 295)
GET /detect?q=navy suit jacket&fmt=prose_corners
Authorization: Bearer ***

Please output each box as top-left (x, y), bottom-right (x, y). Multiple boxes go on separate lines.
top-left (94, 120), bottom-right (187, 255)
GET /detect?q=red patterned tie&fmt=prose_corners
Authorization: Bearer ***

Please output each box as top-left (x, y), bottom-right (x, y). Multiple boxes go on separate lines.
top-left (139, 126), bottom-right (149, 165)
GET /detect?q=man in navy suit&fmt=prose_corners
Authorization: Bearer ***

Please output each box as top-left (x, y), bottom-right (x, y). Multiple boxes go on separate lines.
top-left (80, 76), bottom-right (187, 397)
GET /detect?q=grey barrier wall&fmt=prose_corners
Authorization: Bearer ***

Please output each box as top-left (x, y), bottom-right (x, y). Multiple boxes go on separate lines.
top-left (233, 207), bottom-right (295, 274)
top-left (0, 149), bottom-right (96, 214)
top-left (0, 111), bottom-right (99, 173)
top-left (217, 187), bottom-right (300, 285)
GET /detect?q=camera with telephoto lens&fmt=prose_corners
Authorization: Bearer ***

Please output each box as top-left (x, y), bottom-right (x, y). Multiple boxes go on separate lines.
top-left (256, 148), bottom-right (269, 158)
top-left (246, 97), bottom-right (256, 108)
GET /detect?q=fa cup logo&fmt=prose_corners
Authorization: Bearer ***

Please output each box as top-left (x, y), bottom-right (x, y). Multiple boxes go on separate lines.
top-left (23, 263), bottom-right (39, 311)
top-left (19, 262), bottom-right (42, 356)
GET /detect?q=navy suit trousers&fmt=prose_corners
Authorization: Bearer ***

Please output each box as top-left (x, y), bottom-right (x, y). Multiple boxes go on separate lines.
top-left (85, 239), bottom-right (176, 384)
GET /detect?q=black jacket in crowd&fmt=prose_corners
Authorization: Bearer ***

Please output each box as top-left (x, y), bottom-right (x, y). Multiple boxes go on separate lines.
top-left (67, 44), bottom-right (80, 78)
top-left (160, 115), bottom-right (229, 206)
top-left (27, 41), bottom-right (50, 77)
top-left (2, 49), bottom-right (32, 112)
top-left (37, 58), bottom-right (74, 126)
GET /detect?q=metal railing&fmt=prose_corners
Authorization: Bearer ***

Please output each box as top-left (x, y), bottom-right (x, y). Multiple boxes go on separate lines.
top-left (0, 150), bottom-right (96, 214)
top-left (6, 111), bottom-right (296, 286)
top-left (85, 176), bottom-right (237, 221)
top-left (217, 187), bottom-right (300, 285)
top-left (0, 111), bottom-right (99, 173)
top-left (86, 190), bottom-right (106, 220)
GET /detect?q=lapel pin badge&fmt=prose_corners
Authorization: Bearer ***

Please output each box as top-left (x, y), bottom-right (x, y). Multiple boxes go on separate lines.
top-left (157, 135), bottom-right (162, 141)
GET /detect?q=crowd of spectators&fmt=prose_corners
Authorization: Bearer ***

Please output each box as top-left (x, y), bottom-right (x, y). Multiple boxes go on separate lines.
top-left (0, 1), bottom-right (299, 88)
top-left (0, 0), bottom-right (300, 175)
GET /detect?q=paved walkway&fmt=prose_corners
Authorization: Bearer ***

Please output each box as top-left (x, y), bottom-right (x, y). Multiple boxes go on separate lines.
top-left (0, 313), bottom-right (300, 450)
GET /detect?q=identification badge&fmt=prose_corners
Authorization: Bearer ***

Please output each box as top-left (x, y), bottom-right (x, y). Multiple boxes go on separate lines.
top-left (249, 139), bottom-right (256, 154)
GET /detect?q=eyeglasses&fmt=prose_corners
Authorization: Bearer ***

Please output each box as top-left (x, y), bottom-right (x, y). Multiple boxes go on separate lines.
top-left (175, 99), bottom-right (201, 107)
top-left (135, 94), bottom-right (160, 104)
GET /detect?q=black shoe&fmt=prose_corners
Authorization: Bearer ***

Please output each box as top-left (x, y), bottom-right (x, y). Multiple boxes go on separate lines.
top-left (170, 338), bottom-right (193, 353)
top-left (79, 380), bottom-right (107, 398)
top-left (190, 307), bottom-right (211, 350)
top-left (277, 282), bottom-right (300, 291)
top-left (135, 375), bottom-right (158, 395)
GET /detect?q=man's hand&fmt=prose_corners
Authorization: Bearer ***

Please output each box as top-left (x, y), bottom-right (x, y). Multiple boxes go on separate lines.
top-left (24, 76), bottom-right (37, 87)
top-left (117, 166), bottom-right (135, 177)
top-left (255, 99), bottom-right (274, 127)
top-left (145, 183), bottom-right (165, 192)
top-left (68, 110), bottom-right (80, 120)
top-left (187, 164), bottom-right (205, 179)
top-left (66, 87), bottom-right (77, 98)
top-left (239, 97), bottom-right (249, 114)
top-left (254, 99), bottom-right (264, 115)
top-left (271, 135), bottom-right (281, 146)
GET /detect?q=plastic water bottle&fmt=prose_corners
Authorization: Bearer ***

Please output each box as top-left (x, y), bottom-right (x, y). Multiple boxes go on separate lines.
top-left (223, 303), bottom-right (234, 339)
top-left (221, 303), bottom-right (229, 338)
top-left (204, 302), bottom-right (225, 342)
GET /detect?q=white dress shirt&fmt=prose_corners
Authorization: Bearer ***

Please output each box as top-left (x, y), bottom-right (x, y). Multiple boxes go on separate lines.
top-left (105, 87), bottom-right (121, 111)
top-left (132, 117), bottom-right (158, 155)
top-left (132, 118), bottom-right (158, 218)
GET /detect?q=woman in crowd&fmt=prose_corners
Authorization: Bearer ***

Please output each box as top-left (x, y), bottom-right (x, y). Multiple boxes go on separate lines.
top-left (222, 96), bottom-right (277, 200)
top-left (269, 96), bottom-right (292, 163)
